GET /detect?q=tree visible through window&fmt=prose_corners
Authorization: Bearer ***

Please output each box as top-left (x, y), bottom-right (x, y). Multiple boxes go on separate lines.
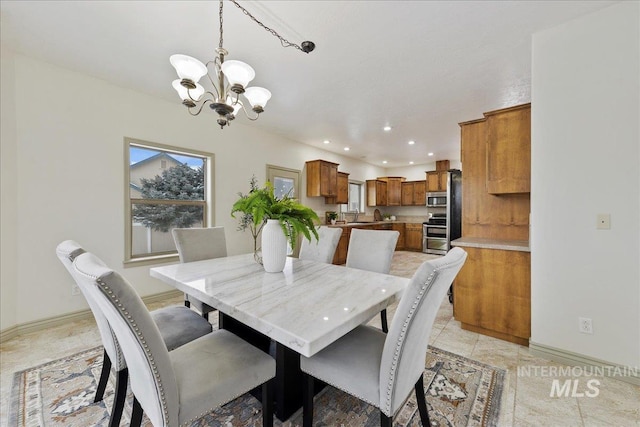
top-left (125, 138), bottom-right (214, 263)
top-left (133, 163), bottom-right (204, 232)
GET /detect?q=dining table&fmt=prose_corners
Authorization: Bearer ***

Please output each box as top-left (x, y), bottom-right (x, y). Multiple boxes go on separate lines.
top-left (150, 253), bottom-right (409, 421)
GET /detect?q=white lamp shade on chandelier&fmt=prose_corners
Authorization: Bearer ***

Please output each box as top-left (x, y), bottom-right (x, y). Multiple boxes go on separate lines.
top-left (172, 80), bottom-right (204, 102)
top-left (169, 54), bottom-right (207, 84)
top-left (244, 87), bottom-right (272, 109)
top-left (220, 60), bottom-right (255, 89)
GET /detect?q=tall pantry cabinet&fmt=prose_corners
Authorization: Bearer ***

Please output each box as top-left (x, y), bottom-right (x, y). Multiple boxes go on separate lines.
top-left (453, 103), bottom-right (532, 346)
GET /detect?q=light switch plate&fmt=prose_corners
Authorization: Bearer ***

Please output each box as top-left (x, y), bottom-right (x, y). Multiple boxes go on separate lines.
top-left (596, 214), bottom-right (611, 230)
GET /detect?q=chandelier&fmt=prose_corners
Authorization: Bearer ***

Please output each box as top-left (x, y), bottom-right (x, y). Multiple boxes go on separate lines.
top-left (170, 0), bottom-right (315, 129)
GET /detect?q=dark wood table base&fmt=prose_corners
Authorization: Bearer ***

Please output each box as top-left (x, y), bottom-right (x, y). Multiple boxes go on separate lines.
top-left (220, 312), bottom-right (318, 421)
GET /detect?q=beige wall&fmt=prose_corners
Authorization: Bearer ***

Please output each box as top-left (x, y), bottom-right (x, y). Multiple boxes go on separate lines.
top-left (0, 50), bottom-right (390, 329)
top-left (1, 45), bottom-right (18, 331)
top-left (531, 1), bottom-right (639, 368)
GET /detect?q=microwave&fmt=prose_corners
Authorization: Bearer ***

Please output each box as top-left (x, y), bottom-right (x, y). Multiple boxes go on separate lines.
top-left (426, 192), bottom-right (447, 207)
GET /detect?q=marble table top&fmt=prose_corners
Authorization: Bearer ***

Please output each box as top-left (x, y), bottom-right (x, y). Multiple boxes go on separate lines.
top-left (150, 253), bottom-right (409, 357)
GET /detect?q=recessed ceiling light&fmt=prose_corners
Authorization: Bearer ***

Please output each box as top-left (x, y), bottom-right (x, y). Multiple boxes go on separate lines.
top-left (408, 140), bottom-right (415, 145)
top-left (383, 126), bottom-right (392, 132)
top-left (409, 161), bottom-right (414, 165)
top-left (428, 152), bottom-right (434, 156)
top-left (382, 160), bottom-right (388, 164)
top-left (323, 140), bottom-right (330, 144)
top-left (344, 147), bottom-right (350, 151)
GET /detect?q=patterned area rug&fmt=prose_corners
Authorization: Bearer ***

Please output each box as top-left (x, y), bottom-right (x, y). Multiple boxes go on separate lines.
top-left (9, 345), bottom-right (503, 427)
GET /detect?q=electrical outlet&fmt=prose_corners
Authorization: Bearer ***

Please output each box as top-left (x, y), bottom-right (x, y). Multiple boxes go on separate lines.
top-left (579, 317), bottom-right (593, 334)
top-left (71, 284), bottom-right (81, 296)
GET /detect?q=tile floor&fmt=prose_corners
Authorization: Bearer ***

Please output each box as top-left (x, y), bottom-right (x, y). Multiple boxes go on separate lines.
top-left (1, 251), bottom-right (638, 426)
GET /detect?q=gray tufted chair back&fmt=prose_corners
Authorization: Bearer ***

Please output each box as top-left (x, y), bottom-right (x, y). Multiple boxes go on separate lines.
top-left (299, 226), bottom-right (342, 263)
top-left (55, 240), bottom-right (126, 371)
top-left (73, 252), bottom-right (180, 427)
top-left (172, 227), bottom-right (227, 262)
top-left (346, 229), bottom-right (399, 274)
top-left (379, 247), bottom-right (467, 416)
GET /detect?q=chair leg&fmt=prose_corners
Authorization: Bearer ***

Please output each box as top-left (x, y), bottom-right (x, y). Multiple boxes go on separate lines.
top-left (381, 309), bottom-right (389, 333)
top-left (415, 374), bottom-right (431, 426)
top-left (94, 349), bottom-right (111, 403)
top-left (130, 396), bottom-right (144, 427)
top-left (109, 368), bottom-right (128, 427)
top-left (262, 380), bottom-right (274, 427)
top-left (302, 373), bottom-right (314, 427)
top-left (380, 411), bottom-right (393, 427)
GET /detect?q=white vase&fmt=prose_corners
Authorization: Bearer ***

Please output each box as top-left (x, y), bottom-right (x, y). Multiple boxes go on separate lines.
top-left (261, 219), bottom-right (288, 272)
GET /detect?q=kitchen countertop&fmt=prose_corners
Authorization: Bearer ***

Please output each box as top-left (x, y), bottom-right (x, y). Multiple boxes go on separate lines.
top-left (451, 237), bottom-right (530, 252)
top-left (327, 221), bottom-right (394, 228)
top-left (327, 220), bottom-right (423, 228)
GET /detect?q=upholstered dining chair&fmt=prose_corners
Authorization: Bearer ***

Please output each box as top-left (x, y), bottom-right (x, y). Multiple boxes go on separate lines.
top-left (72, 251), bottom-right (276, 427)
top-left (172, 227), bottom-right (227, 320)
top-left (345, 228), bottom-right (399, 332)
top-left (56, 241), bottom-right (212, 427)
top-left (298, 226), bottom-right (342, 264)
top-left (301, 247), bottom-right (467, 427)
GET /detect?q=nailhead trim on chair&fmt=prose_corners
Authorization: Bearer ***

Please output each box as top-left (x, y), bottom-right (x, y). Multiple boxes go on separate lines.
top-left (381, 254), bottom-right (464, 416)
top-left (65, 248), bottom-right (126, 369)
top-left (381, 271), bottom-right (436, 416)
top-left (97, 279), bottom-right (170, 426)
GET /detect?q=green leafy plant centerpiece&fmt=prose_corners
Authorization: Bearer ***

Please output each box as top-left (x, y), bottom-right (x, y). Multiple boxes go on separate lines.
top-left (232, 176), bottom-right (320, 264)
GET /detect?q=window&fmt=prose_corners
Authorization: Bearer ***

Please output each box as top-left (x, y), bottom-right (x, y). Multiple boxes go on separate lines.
top-left (348, 182), bottom-right (364, 212)
top-left (266, 164), bottom-right (300, 200)
top-left (124, 138), bottom-right (214, 265)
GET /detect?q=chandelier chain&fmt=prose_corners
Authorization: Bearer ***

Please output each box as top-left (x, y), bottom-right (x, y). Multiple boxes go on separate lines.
top-left (229, 0), bottom-right (305, 52)
top-left (219, 0), bottom-right (224, 49)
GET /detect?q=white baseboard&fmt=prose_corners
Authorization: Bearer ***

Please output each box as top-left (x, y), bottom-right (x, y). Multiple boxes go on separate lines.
top-left (529, 341), bottom-right (640, 387)
top-left (0, 290), bottom-right (182, 344)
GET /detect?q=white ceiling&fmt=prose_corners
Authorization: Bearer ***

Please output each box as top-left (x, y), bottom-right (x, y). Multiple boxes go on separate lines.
top-left (1, 0), bottom-right (616, 167)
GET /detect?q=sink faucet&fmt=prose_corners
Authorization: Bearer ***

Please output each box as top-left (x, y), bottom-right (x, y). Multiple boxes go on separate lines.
top-left (352, 208), bottom-right (359, 222)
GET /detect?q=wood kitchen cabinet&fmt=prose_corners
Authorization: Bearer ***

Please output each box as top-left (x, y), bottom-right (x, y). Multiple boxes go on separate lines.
top-left (325, 172), bottom-right (349, 204)
top-left (426, 171), bottom-right (448, 192)
top-left (485, 104), bottom-right (531, 194)
top-left (332, 227), bottom-right (350, 265)
top-left (453, 246), bottom-right (530, 346)
top-left (392, 223), bottom-right (406, 250)
top-left (459, 114), bottom-right (530, 240)
top-left (401, 182), bottom-right (413, 206)
top-left (366, 180), bottom-right (387, 206)
top-left (381, 177), bottom-right (404, 206)
top-left (401, 181), bottom-right (426, 206)
top-left (404, 223), bottom-right (423, 251)
top-left (413, 180), bottom-right (426, 205)
top-left (306, 160), bottom-right (338, 197)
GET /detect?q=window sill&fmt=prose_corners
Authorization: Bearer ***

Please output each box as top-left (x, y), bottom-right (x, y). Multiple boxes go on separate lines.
top-left (123, 253), bottom-right (179, 268)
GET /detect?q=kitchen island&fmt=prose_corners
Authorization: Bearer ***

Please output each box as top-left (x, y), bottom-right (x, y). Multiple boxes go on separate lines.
top-left (326, 220), bottom-right (424, 264)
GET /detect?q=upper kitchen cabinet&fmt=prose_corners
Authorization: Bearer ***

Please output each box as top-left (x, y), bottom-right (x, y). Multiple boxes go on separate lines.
top-left (379, 177), bottom-right (404, 206)
top-left (426, 171), bottom-right (448, 192)
top-left (306, 160), bottom-right (339, 197)
top-left (426, 159), bottom-right (451, 192)
top-left (366, 179), bottom-right (387, 206)
top-left (325, 171), bottom-right (349, 204)
top-left (401, 180), bottom-right (426, 206)
top-left (485, 104), bottom-right (531, 194)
